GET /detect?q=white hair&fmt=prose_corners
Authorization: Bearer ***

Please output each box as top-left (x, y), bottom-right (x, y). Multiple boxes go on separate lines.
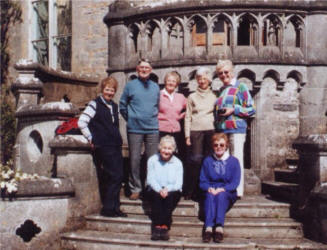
top-left (158, 135), bottom-right (176, 152)
top-left (216, 59), bottom-right (234, 72)
top-left (195, 67), bottom-right (212, 82)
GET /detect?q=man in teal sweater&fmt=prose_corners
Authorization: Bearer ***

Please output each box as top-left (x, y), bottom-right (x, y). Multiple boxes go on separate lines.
top-left (120, 59), bottom-right (160, 200)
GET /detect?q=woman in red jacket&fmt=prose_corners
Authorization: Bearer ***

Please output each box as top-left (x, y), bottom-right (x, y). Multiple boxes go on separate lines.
top-left (158, 71), bottom-right (187, 159)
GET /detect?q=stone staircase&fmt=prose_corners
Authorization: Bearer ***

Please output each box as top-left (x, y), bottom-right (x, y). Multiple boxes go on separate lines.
top-left (61, 195), bottom-right (326, 249)
top-left (262, 166), bottom-right (300, 202)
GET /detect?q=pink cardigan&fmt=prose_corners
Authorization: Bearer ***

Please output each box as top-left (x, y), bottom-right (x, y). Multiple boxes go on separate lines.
top-left (158, 90), bottom-right (187, 133)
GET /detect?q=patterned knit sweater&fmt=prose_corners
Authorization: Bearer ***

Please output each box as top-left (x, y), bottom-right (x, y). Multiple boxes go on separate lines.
top-left (214, 80), bottom-right (255, 134)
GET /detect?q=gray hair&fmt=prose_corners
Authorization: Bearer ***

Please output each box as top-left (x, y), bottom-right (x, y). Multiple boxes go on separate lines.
top-left (216, 59), bottom-right (234, 72)
top-left (158, 135), bottom-right (176, 152)
top-left (195, 67), bottom-right (212, 82)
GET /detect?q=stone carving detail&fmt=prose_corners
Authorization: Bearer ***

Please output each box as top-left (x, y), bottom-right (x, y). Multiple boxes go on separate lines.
top-left (123, 12), bottom-right (305, 61)
top-left (16, 219), bottom-right (41, 242)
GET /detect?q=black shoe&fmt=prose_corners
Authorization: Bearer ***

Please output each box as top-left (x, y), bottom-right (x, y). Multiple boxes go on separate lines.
top-left (202, 231), bottom-right (212, 243)
top-left (100, 209), bottom-right (117, 217)
top-left (160, 228), bottom-right (170, 241)
top-left (115, 210), bottom-right (128, 217)
top-left (151, 227), bottom-right (161, 241)
top-left (213, 231), bottom-right (223, 243)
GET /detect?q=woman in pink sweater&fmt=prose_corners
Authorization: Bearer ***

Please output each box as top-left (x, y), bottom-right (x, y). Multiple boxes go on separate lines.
top-left (158, 71), bottom-right (187, 159)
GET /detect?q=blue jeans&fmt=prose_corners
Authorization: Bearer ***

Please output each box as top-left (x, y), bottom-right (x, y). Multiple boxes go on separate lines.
top-left (128, 133), bottom-right (159, 193)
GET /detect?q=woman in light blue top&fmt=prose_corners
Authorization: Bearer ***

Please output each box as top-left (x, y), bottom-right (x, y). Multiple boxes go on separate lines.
top-left (147, 135), bottom-right (183, 241)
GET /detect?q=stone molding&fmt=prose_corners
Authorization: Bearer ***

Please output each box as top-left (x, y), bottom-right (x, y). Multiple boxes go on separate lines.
top-left (1, 178), bottom-right (75, 199)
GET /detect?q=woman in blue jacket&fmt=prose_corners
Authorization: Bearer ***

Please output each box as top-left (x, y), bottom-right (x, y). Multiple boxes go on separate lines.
top-left (199, 133), bottom-right (240, 243)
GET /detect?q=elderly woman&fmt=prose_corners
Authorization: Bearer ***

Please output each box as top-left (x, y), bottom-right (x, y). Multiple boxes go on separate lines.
top-left (215, 60), bottom-right (255, 197)
top-left (78, 76), bottom-right (127, 218)
top-left (147, 135), bottom-right (183, 241)
top-left (158, 71), bottom-right (187, 158)
top-left (184, 67), bottom-right (217, 200)
top-left (200, 133), bottom-right (240, 243)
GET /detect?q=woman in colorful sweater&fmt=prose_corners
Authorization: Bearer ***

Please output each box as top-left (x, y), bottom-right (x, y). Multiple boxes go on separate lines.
top-left (158, 71), bottom-right (187, 159)
top-left (200, 133), bottom-right (240, 243)
top-left (184, 67), bottom-right (217, 200)
top-left (214, 60), bottom-right (255, 197)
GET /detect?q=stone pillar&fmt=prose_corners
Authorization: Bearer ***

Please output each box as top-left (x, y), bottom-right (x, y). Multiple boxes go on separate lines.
top-left (299, 13), bottom-right (327, 136)
top-left (108, 23), bottom-right (127, 69)
top-left (49, 135), bottom-right (101, 219)
top-left (11, 62), bottom-right (43, 109)
top-left (293, 135), bottom-right (327, 205)
top-left (293, 135), bottom-right (327, 244)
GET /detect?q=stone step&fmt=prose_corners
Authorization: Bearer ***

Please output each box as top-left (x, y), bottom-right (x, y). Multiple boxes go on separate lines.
top-left (61, 230), bottom-right (326, 250)
top-left (85, 214), bottom-right (303, 239)
top-left (262, 181), bottom-right (299, 202)
top-left (274, 168), bottom-right (299, 184)
top-left (121, 195), bottom-right (291, 218)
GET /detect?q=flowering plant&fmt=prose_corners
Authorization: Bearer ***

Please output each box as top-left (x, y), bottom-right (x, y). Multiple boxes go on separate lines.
top-left (0, 160), bottom-right (38, 196)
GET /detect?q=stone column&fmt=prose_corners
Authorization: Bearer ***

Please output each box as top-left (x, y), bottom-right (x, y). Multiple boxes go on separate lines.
top-left (49, 135), bottom-right (101, 217)
top-left (11, 62), bottom-right (43, 109)
top-left (293, 135), bottom-right (327, 244)
top-left (293, 135), bottom-right (327, 205)
top-left (299, 13), bottom-right (327, 136)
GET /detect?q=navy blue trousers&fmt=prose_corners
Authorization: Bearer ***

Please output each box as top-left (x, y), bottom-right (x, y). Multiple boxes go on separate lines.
top-left (95, 146), bottom-right (123, 212)
top-left (204, 191), bottom-right (238, 227)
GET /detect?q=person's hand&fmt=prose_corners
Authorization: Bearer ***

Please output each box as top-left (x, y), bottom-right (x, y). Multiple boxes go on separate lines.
top-left (215, 187), bottom-right (225, 194)
top-left (186, 137), bottom-right (191, 146)
top-left (89, 140), bottom-right (95, 150)
top-left (220, 107), bottom-right (234, 117)
top-left (160, 188), bottom-right (168, 198)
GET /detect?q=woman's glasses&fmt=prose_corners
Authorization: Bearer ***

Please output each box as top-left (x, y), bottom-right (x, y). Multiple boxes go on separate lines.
top-left (218, 70), bottom-right (229, 76)
top-left (213, 143), bottom-right (226, 148)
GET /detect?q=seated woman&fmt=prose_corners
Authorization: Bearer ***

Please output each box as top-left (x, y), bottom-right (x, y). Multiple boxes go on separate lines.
top-left (199, 133), bottom-right (240, 243)
top-left (146, 135), bottom-right (183, 241)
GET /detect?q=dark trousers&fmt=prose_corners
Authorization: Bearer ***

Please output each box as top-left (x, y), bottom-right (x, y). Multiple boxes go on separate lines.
top-left (185, 130), bottom-right (214, 197)
top-left (95, 146), bottom-right (123, 212)
top-left (149, 190), bottom-right (181, 227)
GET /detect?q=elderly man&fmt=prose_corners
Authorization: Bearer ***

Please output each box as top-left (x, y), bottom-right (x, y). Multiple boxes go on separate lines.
top-left (120, 59), bottom-right (160, 200)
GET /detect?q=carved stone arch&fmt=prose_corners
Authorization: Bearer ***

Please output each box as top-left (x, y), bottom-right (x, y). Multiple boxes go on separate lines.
top-left (285, 15), bottom-right (304, 48)
top-left (287, 70), bottom-right (304, 91)
top-left (211, 13), bottom-right (233, 46)
top-left (263, 69), bottom-right (280, 82)
top-left (165, 17), bottom-right (184, 53)
top-left (143, 19), bottom-right (161, 59)
top-left (262, 13), bottom-right (283, 46)
top-left (149, 72), bottom-right (159, 83)
top-left (237, 69), bottom-right (256, 93)
top-left (187, 69), bottom-right (198, 92)
top-left (237, 13), bottom-right (259, 46)
top-left (128, 74), bottom-right (138, 81)
top-left (263, 69), bottom-right (282, 89)
top-left (186, 14), bottom-right (208, 47)
top-left (127, 23), bottom-right (140, 53)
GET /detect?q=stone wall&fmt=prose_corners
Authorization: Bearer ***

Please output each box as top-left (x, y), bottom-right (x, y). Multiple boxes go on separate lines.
top-left (71, 0), bottom-right (114, 77)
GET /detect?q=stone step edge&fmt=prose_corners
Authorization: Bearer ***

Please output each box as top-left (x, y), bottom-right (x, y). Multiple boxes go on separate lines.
top-left (262, 181), bottom-right (299, 187)
top-left (61, 231), bottom-right (255, 249)
top-left (120, 198), bottom-right (291, 208)
top-left (85, 215), bottom-right (301, 227)
top-left (62, 230), bottom-right (325, 249)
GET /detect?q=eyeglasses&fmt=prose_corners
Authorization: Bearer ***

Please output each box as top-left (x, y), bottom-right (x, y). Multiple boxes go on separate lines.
top-left (218, 70), bottom-right (230, 76)
top-left (213, 143), bottom-right (226, 148)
